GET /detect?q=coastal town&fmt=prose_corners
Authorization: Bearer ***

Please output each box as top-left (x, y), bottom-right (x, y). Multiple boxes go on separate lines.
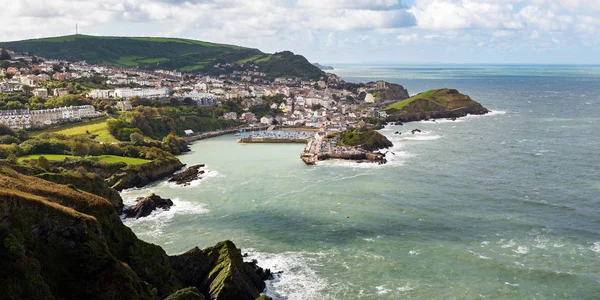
top-left (0, 47), bottom-right (405, 132)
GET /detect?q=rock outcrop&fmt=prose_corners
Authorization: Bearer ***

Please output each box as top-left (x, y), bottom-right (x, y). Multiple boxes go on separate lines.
top-left (385, 88), bottom-right (489, 122)
top-left (169, 164), bottom-right (205, 186)
top-left (165, 287), bottom-right (206, 300)
top-left (339, 127), bottom-right (393, 152)
top-left (108, 156), bottom-right (185, 191)
top-left (169, 241), bottom-right (272, 300)
top-left (123, 193), bottom-right (174, 219)
top-left (0, 163), bottom-right (271, 300)
top-left (377, 83), bottom-right (410, 101)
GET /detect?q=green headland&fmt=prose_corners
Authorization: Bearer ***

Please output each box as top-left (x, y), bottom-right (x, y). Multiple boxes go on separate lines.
top-left (1, 35), bottom-right (324, 79)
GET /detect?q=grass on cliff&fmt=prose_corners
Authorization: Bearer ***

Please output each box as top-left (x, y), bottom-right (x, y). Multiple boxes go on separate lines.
top-left (18, 154), bottom-right (150, 165)
top-left (385, 89), bottom-right (442, 111)
top-left (33, 118), bottom-right (119, 143)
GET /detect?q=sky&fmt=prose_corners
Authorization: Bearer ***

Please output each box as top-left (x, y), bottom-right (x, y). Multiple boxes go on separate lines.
top-left (1, 0), bottom-right (599, 64)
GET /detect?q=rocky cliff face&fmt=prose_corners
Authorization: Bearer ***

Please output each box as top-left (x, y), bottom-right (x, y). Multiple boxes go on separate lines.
top-left (0, 164), bottom-right (271, 300)
top-left (377, 83), bottom-right (410, 101)
top-left (108, 156), bottom-right (186, 191)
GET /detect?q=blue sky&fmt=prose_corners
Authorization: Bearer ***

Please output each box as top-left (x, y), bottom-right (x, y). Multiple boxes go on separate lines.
top-left (1, 0), bottom-right (599, 64)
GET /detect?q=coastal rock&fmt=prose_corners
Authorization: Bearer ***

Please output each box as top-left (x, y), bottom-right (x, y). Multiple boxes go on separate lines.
top-left (165, 287), bottom-right (206, 300)
top-left (109, 156), bottom-right (186, 191)
top-left (123, 193), bottom-right (174, 219)
top-left (377, 83), bottom-right (410, 101)
top-left (169, 164), bottom-right (205, 186)
top-left (339, 127), bottom-right (393, 152)
top-left (385, 88), bottom-right (489, 123)
top-left (169, 241), bottom-right (269, 300)
top-left (411, 129), bottom-right (422, 134)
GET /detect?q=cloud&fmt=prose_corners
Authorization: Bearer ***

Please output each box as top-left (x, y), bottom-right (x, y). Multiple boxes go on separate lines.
top-left (397, 33), bottom-right (419, 43)
top-left (0, 0), bottom-right (598, 63)
top-left (409, 0), bottom-right (523, 31)
top-left (297, 0), bottom-right (406, 9)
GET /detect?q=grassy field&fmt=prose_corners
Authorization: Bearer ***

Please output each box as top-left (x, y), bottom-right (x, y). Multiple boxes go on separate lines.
top-left (34, 118), bottom-right (119, 143)
top-left (18, 154), bottom-right (150, 165)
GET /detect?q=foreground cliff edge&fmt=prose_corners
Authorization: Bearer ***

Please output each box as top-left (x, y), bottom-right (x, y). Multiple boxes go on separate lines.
top-left (384, 88), bottom-right (489, 122)
top-left (0, 163), bottom-right (272, 300)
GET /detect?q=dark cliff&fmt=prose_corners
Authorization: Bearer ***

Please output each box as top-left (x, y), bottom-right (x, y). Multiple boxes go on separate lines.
top-left (0, 164), bottom-right (271, 300)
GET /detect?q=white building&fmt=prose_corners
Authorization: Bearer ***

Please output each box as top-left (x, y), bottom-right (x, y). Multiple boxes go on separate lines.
top-left (0, 110), bottom-right (32, 129)
top-left (182, 91), bottom-right (217, 106)
top-left (116, 100), bottom-right (133, 111)
top-left (89, 89), bottom-right (114, 99)
top-left (364, 93), bottom-right (375, 103)
top-left (114, 88), bottom-right (169, 100)
top-left (260, 116), bottom-right (273, 125)
top-left (0, 105), bottom-right (100, 129)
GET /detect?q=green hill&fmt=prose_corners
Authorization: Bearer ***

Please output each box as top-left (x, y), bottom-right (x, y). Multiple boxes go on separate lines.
top-left (385, 88), bottom-right (489, 121)
top-left (1, 35), bottom-right (324, 79)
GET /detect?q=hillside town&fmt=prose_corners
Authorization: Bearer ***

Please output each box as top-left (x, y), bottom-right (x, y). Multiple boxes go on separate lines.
top-left (0, 48), bottom-right (406, 131)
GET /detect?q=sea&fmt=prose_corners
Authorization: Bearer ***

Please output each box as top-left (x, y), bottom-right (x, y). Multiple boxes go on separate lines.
top-left (121, 64), bottom-right (600, 299)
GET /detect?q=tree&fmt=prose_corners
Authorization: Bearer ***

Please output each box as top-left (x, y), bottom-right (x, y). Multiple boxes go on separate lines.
top-left (6, 101), bottom-right (25, 110)
top-left (6, 153), bottom-right (17, 164)
top-left (71, 142), bottom-right (90, 158)
top-left (129, 132), bottom-right (145, 145)
top-left (22, 85), bottom-right (33, 97)
top-left (0, 49), bottom-right (11, 61)
top-left (37, 156), bottom-right (51, 170)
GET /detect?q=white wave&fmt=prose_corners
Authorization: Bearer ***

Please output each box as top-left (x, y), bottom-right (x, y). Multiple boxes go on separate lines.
top-left (376, 286), bottom-right (390, 295)
top-left (504, 282), bottom-right (520, 287)
top-left (397, 284), bottom-right (414, 293)
top-left (501, 239), bottom-right (515, 248)
top-left (591, 242), bottom-right (600, 253)
top-left (464, 110), bottom-right (507, 119)
top-left (244, 250), bottom-right (328, 300)
top-left (398, 134), bottom-right (442, 141)
top-left (408, 250), bottom-right (421, 256)
top-left (317, 159), bottom-right (382, 169)
top-left (514, 246), bottom-right (529, 254)
top-left (468, 250), bottom-right (491, 260)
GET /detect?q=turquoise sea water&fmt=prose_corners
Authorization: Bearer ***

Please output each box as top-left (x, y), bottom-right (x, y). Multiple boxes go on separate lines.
top-left (121, 65), bottom-right (600, 299)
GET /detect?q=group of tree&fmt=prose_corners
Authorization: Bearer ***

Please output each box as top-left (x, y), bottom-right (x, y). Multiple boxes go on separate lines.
top-left (107, 104), bottom-right (241, 141)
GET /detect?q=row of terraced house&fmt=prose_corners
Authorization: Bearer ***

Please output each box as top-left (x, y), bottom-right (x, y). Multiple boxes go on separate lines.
top-left (0, 105), bottom-right (102, 129)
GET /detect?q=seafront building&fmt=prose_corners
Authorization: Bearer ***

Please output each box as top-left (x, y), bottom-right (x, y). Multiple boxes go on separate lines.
top-left (0, 105), bottom-right (101, 129)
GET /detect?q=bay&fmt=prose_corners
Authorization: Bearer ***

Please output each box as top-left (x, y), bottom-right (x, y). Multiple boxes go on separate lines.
top-left (122, 64), bottom-right (600, 299)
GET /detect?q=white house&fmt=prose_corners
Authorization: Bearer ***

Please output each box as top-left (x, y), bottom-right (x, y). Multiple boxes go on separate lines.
top-left (260, 116), bottom-right (273, 125)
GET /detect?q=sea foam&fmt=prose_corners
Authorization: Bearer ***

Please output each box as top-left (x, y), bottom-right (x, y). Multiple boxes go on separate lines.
top-left (244, 250), bottom-right (329, 300)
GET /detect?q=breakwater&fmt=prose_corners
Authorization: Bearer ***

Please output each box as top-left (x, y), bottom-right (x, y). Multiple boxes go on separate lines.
top-left (238, 137), bottom-right (308, 143)
top-left (183, 126), bottom-right (269, 143)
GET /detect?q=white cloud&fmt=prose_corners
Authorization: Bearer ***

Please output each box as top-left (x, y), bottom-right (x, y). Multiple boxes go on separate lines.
top-left (397, 33), bottom-right (419, 43)
top-left (0, 0), bottom-right (598, 63)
